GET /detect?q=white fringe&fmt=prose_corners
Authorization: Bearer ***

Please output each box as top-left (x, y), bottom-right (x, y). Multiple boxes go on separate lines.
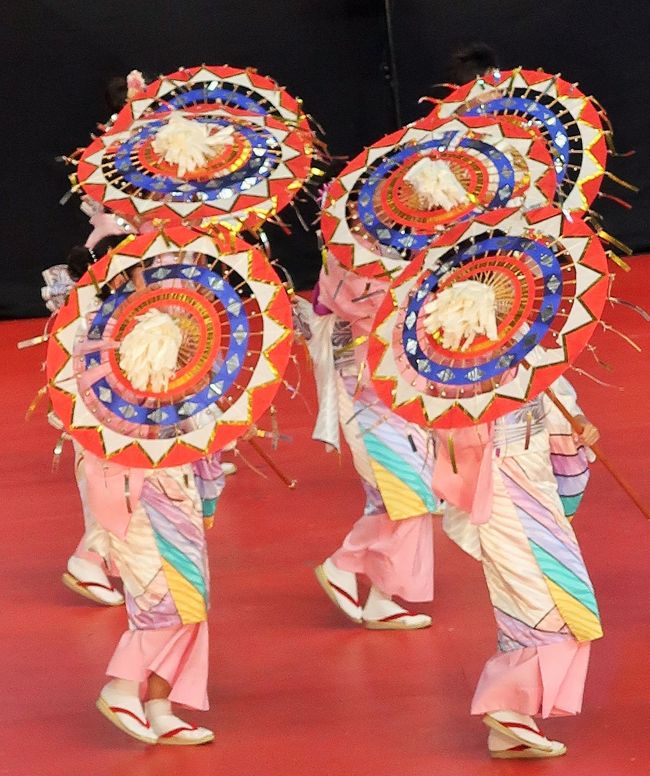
top-left (423, 280), bottom-right (498, 351)
top-left (118, 309), bottom-right (183, 392)
top-left (152, 112), bottom-right (235, 176)
top-left (404, 157), bottom-right (470, 211)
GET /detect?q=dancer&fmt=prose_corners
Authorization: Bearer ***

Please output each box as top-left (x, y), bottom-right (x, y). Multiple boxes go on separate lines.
top-left (72, 295), bottom-right (224, 744)
top-left (429, 284), bottom-right (602, 759)
top-left (45, 70), bottom-right (147, 604)
top-left (449, 42), bottom-right (499, 84)
top-left (46, 232), bottom-right (238, 607)
top-left (303, 255), bottom-right (437, 630)
top-left (44, 216), bottom-right (293, 744)
top-left (44, 235), bottom-right (129, 605)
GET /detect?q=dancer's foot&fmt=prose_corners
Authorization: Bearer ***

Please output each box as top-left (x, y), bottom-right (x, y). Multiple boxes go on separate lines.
top-left (63, 556), bottom-right (124, 606)
top-left (488, 729), bottom-right (566, 759)
top-left (97, 681), bottom-right (157, 744)
top-left (362, 586), bottom-right (431, 630)
top-left (145, 699), bottom-right (214, 746)
top-left (314, 558), bottom-right (362, 623)
top-left (483, 711), bottom-right (566, 756)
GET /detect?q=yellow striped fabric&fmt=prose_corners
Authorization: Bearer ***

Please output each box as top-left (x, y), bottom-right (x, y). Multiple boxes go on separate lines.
top-left (161, 558), bottom-right (207, 624)
top-left (546, 579), bottom-right (604, 642)
top-left (369, 460), bottom-right (429, 521)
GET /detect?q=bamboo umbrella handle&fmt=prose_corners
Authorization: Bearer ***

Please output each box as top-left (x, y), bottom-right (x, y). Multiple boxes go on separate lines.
top-left (545, 387), bottom-right (650, 520)
top-left (246, 438), bottom-right (297, 489)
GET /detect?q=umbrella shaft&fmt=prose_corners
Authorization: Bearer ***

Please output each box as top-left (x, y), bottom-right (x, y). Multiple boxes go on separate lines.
top-left (545, 387), bottom-right (650, 521)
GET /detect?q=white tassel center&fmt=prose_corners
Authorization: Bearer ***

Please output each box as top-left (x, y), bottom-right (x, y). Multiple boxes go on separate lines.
top-left (118, 309), bottom-right (183, 392)
top-left (423, 280), bottom-right (498, 351)
top-left (403, 157), bottom-right (470, 211)
top-left (152, 112), bottom-right (235, 176)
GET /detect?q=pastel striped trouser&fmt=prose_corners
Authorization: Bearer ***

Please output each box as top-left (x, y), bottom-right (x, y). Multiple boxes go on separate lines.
top-left (446, 432), bottom-right (602, 718)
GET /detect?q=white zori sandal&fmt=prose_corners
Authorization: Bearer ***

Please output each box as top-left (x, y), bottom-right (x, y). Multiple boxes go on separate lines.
top-left (484, 711), bottom-right (567, 759)
top-left (314, 558), bottom-right (362, 623)
top-left (361, 586), bottom-right (431, 631)
top-left (145, 699), bottom-right (214, 746)
top-left (62, 556), bottom-right (124, 606)
top-left (96, 683), bottom-right (157, 744)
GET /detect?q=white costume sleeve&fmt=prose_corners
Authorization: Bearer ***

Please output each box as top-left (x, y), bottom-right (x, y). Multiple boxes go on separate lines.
top-left (291, 296), bottom-right (340, 451)
top-left (543, 375), bottom-right (583, 420)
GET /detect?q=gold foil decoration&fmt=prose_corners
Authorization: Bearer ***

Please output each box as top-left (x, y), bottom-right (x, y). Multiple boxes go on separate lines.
top-left (25, 385), bottom-right (47, 420)
top-left (17, 333), bottom-right (50, 350)
top-left (447, 432), bottom-right (458, 475)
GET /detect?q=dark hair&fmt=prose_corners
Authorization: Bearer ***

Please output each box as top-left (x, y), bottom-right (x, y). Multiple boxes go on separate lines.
top-left (450, 43), bottom-right (499, 85)
top-left (105, 76), bottom-right (128, 114)
top-left (66, 234), bottom-right (126, 281)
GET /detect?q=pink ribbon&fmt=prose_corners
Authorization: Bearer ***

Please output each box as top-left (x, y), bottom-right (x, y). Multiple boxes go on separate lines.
top-left (83, 452), bottom-right (145, 539)
top-left (433, 424), bottom-right (494, 524)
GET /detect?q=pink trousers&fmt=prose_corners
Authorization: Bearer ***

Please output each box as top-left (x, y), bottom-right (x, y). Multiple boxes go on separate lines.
top-left (472, 641), bottom-right (591, 719)
top-left (107, 622), bottom-right (209, 710)
top-left (331, 509), bottom-right (433, 602)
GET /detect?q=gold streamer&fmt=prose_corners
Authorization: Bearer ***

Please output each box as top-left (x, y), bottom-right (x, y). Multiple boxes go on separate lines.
top-left (354, 358), bottom-right (366, 395)
top-left (605, 250), bottom-right (631, 272)
top-left (586, 344), bottom-right (612, 372)
top-left (52, 433), bottom-right (69, 472)
top-left (17, 333), bottom-right (50, 350)
top-left (604, 171), bottom-right (640, 193)
top-left (570, 366), bottom-right (623, 390)
top-left (447, 433), bottom-right (457, 475)
top-left (25, 386), bottom-right (47, 420)
top-left (524, 411), bottom-right (532, 451)
top-left (270, 404), bottom-right (279, 450)
top-left (599, 321), bottom-right (641, 352)
top-left (609, 297), bottom-right (650, 321)
top-left (86, 265), bottom-right (103, 296)
top-left (333, 335), bottom-right (368, 358)
top-left (597, 230), bottom-right (633, 256)
top-left (125, 475), bottom-right (133, 514)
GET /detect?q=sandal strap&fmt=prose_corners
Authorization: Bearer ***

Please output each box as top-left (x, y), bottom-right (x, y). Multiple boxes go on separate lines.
top-left (159, 725), bottom-right (198, 738)
top-left (376, 612), bottom-right (410, 622)
top-left (327, 579), bottom-right (360, 607)
top-left (109, 705), bottom-right (150, 729)
top-left (78, 580), bottom-right (118, 593)
top-left (500, 721), bottom-right (543, 736)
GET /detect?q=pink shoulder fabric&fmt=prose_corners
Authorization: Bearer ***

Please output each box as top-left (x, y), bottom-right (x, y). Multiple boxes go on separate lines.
top-left (83, 452), bottom-right (145, 539)
top-left (433, 425), bottom-right (494, 524)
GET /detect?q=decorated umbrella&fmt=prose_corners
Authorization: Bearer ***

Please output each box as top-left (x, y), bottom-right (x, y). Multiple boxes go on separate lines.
top-left (430, 68), bottom-right (630, 214)
top-left (71, 65), bottom-right (320, 233)
top-left (46, 226), bottom-right (293, 468)
top-left (367, 206), bottom-right (609, 429)
top-left (321, 113), bottom-right (556, 281)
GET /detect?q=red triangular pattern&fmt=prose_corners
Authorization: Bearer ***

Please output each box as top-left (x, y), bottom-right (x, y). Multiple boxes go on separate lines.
top-left (320, 212), bottom-right (339, 243)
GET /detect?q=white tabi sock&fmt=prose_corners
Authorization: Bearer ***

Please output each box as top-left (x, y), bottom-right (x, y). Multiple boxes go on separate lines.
top-left (144, 698), bottom-right (213, 744)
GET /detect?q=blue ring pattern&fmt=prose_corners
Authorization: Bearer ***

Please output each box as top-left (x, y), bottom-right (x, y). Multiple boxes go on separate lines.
top-left (401, 235), bottom-right (563, 385)
top-left (157, 87), bottom-right (267, 115)
top-left (112, 117), bottom-right (279, 200)
top-left (353, 131), bottom-right (515, 253)
top-left (85, 263), bottom-right (249, 426)
top-left (465, 96), bottom-right (570, 183)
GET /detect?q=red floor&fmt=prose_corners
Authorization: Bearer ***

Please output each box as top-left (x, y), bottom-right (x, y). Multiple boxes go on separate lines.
top-left (2, 264), bottom-right (650, 776)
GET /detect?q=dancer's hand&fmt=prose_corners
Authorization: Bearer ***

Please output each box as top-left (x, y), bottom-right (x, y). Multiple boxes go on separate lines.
top-left (573, 416), bottom-right (600, 447)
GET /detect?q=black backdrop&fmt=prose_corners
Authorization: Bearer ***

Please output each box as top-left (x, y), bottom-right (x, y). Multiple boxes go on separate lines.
top-left (2, 0), bottom-right (648, 318)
